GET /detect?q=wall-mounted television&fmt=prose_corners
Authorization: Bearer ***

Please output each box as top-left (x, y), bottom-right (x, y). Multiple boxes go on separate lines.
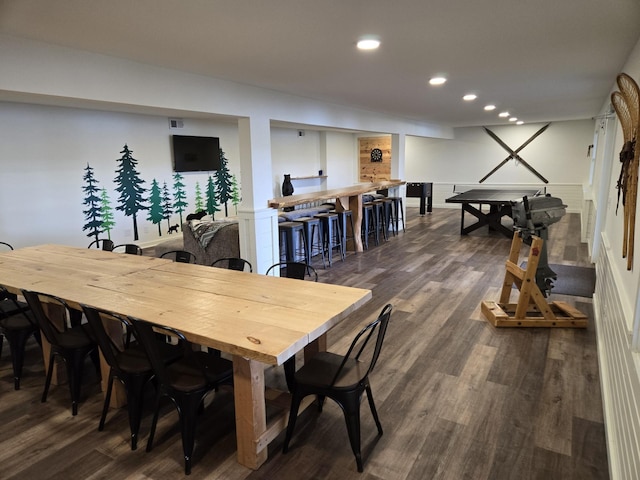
top-left (171, 135), bottom-right (221, 172)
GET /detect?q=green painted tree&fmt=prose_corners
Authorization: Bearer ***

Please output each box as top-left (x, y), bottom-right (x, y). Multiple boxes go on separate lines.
top-left (231, 174), bottom-right (241, 215)
top-left (100, 188), bottom-right (115, 239)
top-left (113, 144), bottom-right (147, 241)
top-left (147, 178), bottom-right (164, 236)
top-left (206, 175), bottom-right (220, 219)
top-left (161, 181), bottom-right (174, 231)
top-left (82, 163), bottom-right (103, 244)
top-left (194, 181), bottom-right (204, 212)
top-left (215, 149), bottom-right (234, 216)
top-left (172, 172), bottom-right (188, 226)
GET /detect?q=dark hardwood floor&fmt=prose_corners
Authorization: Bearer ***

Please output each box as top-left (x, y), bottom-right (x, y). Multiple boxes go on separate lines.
top-left (0, 208), bottom-right (608, 479)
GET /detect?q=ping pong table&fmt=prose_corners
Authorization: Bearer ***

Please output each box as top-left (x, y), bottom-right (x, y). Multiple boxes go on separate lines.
top-left (445, 188), bottom-right (541, 237)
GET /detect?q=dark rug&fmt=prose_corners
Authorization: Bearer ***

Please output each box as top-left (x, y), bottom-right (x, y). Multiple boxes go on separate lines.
top-left (519, 263), bottom-right (596, 297)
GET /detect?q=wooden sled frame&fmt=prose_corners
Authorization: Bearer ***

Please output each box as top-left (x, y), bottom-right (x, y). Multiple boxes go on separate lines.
top-left (481, 232), bottom-right (588, 328)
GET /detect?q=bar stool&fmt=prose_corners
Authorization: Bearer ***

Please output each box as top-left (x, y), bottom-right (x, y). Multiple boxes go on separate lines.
top-left (362, 203), bottom-right (378, 249)
top-left (294, 216), bottom-right (326, 269)
top-left (376, 198), bottom-right (394, 238)
top-left (333, 209), bottom-right (356, 254)
top-left (372, 200), bottom-right (388, 242)
top-left (313, 212), bottom-right (344, 266)
top-left (387, 196), bottom-right (405, 233)
top-left (278, 221), bottom-right (308, 263)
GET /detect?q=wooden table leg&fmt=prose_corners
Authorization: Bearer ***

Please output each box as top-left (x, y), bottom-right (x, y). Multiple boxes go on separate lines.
top-left (336, 194), bottom-right (364, 252)
top-left (233, 355), bottom-right (268, 470)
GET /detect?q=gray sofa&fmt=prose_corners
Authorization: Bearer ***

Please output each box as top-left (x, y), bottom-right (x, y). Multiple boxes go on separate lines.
top-left (182, 220), bottom-right (240, 266)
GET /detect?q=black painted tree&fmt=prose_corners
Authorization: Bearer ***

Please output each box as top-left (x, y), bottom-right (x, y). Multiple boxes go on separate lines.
top-left (206, 175), bottom-right (220, 219)
top-left (172, 172), bottom-right (188, 227)
top-left (215, 149), bottom-right (234, 216)
top-left (113, 144), bottom-right (147, 241)
top-left (100, 187), bottom-right (115, 239)
top-left (147, 178), bottom-right (164, 236)
top-left (161, 181), bottom-right (174, 231)
top-left (82, 163), bottom-right (104, 245)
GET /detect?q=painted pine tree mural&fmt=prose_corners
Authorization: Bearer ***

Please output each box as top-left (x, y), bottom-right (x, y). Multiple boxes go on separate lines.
top-left (113, 144), bottom-right (147, 241)
top-left (231, 174), bottom-right (241, 215)
top-left (82, 163), bottom-right (104, 245)
top-left (172, 172), bottom-right (188, 227)
top-left (194, 181), bottom-right (204, 212)
top-left (161, 181), bottom-right (174, 231)
top-left (215, 149), bottom-right (234, 216)
top-left (206, 175), bottom-right (220, 219)
top-left (100, 188), bottom-right (115, 239)
top-left (147, 178), bottom-right (165, 236)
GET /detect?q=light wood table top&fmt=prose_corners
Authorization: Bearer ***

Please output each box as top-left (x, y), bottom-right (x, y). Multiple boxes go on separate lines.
top-left (0, 244), bottom-right (372, 469)
top-left (267, 179), bottom-right (405, 209)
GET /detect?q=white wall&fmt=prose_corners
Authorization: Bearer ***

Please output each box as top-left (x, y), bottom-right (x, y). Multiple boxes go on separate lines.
top-left (404, 120), bottom-right (594, 212)
top-left (0, 102), bottom-right (240, 247)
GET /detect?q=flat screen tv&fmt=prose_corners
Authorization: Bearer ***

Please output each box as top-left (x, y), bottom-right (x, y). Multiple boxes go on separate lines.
top-left (172, 135), bottom-right (221, 172)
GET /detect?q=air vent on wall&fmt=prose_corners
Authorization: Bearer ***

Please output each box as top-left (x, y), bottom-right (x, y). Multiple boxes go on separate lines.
top-left (169, 118), bottom-right (184, 129)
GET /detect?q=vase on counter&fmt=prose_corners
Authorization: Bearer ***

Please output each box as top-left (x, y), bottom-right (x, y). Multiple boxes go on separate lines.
top-left (282, 174), bottom-right (294, 196)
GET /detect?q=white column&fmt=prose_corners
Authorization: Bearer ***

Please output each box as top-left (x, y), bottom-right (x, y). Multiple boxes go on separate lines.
top-left (237, 116), bottom-right (279, 274)
top-left (391, 133), bottom-right (407, 200)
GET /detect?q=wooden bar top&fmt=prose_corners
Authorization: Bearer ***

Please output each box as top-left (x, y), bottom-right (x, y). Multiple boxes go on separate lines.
top-left (267, 179), bottom-right (405, 209)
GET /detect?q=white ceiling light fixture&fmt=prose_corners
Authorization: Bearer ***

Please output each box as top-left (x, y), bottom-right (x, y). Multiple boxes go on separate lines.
top-left (463, 94), bottom-right (477, 101)
top-left (484, 104), bottom-right (496, 111)
top-left (509, 117), bottom-right (518, 122)
top-left (516, 121), bottom-right (524, 125)
top-left (357, 36), bottom-right (381, 50)
top-left (498, 111), bottom-right (510, 118)
top-left (429, 76), bottom-right (447, 86)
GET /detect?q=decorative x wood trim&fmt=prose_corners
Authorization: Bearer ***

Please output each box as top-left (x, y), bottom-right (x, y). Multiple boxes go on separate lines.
top-left (479, 123), bottom-right (550, 184)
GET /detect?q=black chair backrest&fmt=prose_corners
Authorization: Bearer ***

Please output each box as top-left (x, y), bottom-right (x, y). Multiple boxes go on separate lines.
top-left (22, 290), bottom-right (72, 346)
top-left (211, 257), bottom-right (253, 272)
top-left (0, 242), bottom-right (14, 251)
top-left (113, 244), bottom-right (143, 255)
top-left (330, 304), bottom-right (392, 387)
top-left (81, 304), bottom-right (131, 370)
top-left (160, 250), bottom-right (197, 264)
top-left (128, 318), bottom-right (189, 387)
top-left (88, 239), bottom-right (115, 251)
top-left (265, 262), bottom-right (317, 281)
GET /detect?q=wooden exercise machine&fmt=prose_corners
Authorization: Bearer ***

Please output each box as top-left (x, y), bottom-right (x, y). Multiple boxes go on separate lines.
top-left (481, 232), bottom-right (588, 328)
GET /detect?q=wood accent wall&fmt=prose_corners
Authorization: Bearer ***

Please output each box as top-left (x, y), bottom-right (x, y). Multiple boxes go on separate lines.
top-left (359, 136), bottom-right (391, 182)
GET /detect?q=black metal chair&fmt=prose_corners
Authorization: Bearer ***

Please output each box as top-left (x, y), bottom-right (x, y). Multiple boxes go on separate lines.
top-left (283, 304), bottom-right (393, 472)
top-left (0, 286), bottom-right (39, 390)
top-left (211, 257), bottom-right (253, 272)
top-left (265, 262), bottom-right (318, 281)
top-left (129, 317), bottom-right (233, 475)
top-left (113, 244), bottom-right (143, 255)
top-left (160, 250), bottom-right (197, 264)
top-left (87, 238), bottom-right (115, 251)
top-left (81, 304), bottom-right (183, 450)
top-left (22, 290), bottom-right (100, 415)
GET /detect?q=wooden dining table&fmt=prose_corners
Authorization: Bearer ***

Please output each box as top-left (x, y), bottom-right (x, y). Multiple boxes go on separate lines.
top-left (0, 244), bottom-right (372, 469)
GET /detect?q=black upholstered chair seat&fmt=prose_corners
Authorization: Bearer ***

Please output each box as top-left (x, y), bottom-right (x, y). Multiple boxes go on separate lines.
top-left (292, 352), bottom-right (368, 389)
top-left (167, 350), bottom-right (233, 391)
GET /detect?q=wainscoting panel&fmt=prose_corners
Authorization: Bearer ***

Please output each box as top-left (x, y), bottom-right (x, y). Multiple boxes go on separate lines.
top-left (595, 244), bottom-right (640, 480)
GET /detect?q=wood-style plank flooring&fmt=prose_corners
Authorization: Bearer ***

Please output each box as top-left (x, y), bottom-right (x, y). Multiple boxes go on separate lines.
top-left (0, 208), bottom-right (608, 479)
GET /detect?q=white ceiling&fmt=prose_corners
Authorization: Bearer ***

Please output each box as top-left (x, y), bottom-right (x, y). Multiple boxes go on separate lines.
top-left (1, 0), bottom-right (640, 128)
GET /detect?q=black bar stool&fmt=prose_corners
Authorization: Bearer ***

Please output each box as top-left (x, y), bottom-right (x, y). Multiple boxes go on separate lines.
top-left (362, 203), bottom-right (377, 249)
top-left (278, 221), bottom-right (308, 263)
top-left (294, 216), bottom-right (326, 269)
top-left (371, 200), bottom-right (388, 242)
top-left (333, 209), bottom-right (356, 254)
top-left (313, 212), bottom-right (344, 266)
top-left (387, 196), bottom-right (405, 233)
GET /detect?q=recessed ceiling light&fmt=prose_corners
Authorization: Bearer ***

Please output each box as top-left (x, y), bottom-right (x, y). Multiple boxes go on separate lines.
top-left (516, 121), bottom-right (524, 125)
top-left (429, 76), bottom-right (447, 86)
top-left (357, 36), bottom-right (380, 50)
top-left (498, 111), bottom-right (510, 117)
top-left (509, 117), bottom-right (518, 122)
top-left (463, 94), bottom-right (477, 101)
top-left (484, 104), bottom-right (496, 111)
